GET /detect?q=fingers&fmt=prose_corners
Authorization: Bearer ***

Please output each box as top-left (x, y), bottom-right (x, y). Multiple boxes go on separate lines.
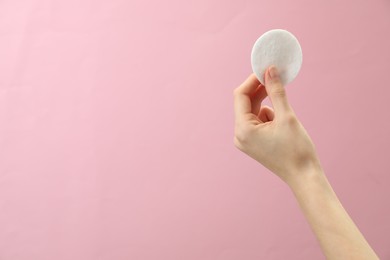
top-left (258, 106), bottom-right (275, 122)
top-left (264, 66), bottom-right (292, 117)
top-left (234, 74), bottom-right (260, 120)
top-left (251, 84), bottom-right (267, 116)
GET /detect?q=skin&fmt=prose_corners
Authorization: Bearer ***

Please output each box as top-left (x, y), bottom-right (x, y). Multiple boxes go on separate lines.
top-left (233, 67), bottom-right (379, 260)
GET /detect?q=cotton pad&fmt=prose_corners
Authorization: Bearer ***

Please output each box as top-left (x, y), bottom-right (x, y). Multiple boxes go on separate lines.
top-left (251, 29), bottom-right (302, 86)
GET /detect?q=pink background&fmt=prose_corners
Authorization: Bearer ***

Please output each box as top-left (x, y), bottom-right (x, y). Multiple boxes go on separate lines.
top-left (1, 0), bottom-right (390, 259)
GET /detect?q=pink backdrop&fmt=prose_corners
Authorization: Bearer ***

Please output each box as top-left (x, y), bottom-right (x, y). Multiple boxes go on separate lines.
top-left (1, 0), bottom-right (390, 259)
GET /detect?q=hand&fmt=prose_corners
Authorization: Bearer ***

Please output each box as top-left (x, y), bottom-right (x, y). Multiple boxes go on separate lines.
top-left (234, 67), bottom-right (379, 259)
top-left (233, 66), bottom-right (321, 184)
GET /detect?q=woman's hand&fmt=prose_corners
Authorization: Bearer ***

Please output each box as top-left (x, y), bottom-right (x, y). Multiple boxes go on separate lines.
top-left (233, 66), bottom-right (321, 184)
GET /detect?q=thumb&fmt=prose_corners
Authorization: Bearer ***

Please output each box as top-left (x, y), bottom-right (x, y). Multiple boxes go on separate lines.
top-left (264, 66), bottom-right (291, 116)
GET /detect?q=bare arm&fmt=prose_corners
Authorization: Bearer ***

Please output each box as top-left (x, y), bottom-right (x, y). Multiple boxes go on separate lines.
top-left (288, 167), bottom-right (378, 259)
top-left (233, 67), bottom-right (379, 259)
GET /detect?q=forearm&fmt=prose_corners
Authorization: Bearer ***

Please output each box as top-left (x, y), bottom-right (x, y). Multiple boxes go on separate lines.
top-left (287, 168), bottom-right (379, 260)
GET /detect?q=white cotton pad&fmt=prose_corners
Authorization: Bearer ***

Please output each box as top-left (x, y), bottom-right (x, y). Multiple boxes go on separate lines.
top-left (251, 29), bottom-right (303, 86)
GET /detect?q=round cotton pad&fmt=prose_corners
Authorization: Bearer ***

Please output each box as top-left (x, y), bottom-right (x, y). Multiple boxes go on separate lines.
top-left (251, 29), bottom-right (302, 86)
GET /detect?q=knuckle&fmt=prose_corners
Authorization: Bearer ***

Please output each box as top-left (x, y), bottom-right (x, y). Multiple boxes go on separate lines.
top-left (233, 87), bottom-right (240, 95)
top-left (234, 129), bottom-right (246, 143)
top-left (234, 125), bottom-right (250, 144)
top-left (283, 113), bottom-right (298, 126)
top-left (270, 87), bottom-right (286, 98)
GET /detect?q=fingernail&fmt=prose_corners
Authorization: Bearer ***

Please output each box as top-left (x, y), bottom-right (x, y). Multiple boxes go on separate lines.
top-left (269, 66), bottom-right (278, 79)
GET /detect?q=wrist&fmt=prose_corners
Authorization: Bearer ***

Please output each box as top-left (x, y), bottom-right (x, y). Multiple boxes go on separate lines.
top-left (284, 162), bottom-right (326, 192)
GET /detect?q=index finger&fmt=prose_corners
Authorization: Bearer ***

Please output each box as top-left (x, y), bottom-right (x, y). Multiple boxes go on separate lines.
top-left (234, 73), bottom-right (260, 119)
